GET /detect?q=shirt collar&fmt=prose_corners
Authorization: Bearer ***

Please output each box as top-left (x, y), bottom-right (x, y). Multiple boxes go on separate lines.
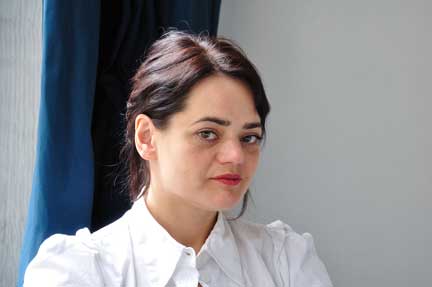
top-left (202, 209), bottom-right (246, 286)
top-left (126, 195), bottom-right (246, 286)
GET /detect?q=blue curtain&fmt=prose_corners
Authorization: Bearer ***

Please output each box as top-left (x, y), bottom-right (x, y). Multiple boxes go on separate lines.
top-left (18, 1), bottom-right (221, 286)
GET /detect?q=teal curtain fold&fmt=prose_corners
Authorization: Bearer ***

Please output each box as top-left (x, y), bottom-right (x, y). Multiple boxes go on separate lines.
top-left (17, 0), bottom-right (100, 286)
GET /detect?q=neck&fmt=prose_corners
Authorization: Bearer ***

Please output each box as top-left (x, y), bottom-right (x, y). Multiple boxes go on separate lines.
top-left (144, 185), bottom-right (218, 254)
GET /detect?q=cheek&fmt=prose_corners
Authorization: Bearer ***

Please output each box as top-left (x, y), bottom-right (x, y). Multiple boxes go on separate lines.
top-left (245, 149), bottom-right (260, 176)
top-left (184, 146), bottom-right (215, 176)
top-left (167, 141), bottom-right (214, 183)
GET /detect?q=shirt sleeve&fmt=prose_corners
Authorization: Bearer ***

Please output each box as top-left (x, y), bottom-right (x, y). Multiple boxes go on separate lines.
top-left (266, 220), bottom-right (333, 287)
top-left (23, 228), bottom-right (104, 287)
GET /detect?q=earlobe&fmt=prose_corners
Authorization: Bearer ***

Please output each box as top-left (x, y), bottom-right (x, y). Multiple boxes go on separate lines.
top-left (134, 114), bottom-right (157, 160)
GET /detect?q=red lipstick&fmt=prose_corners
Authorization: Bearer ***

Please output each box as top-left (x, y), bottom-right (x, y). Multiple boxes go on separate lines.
top-left (212, 173), bottom-right (242, 186)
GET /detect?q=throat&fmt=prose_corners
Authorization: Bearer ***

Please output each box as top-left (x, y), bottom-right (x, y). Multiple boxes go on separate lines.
top-left (144, 190), bottom-right (218, 254)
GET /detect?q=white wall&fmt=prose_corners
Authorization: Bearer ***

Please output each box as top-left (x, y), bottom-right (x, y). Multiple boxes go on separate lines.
top-left (0, 0), bottom-right (41, 286)
top-left (219, 1), bottom-right (431, 286)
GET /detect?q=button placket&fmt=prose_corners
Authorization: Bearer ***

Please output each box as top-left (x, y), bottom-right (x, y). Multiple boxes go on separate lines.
top-left (170, 249), bottom-right (199, 287)
top-left (197, 252), bottom-right (213, 287)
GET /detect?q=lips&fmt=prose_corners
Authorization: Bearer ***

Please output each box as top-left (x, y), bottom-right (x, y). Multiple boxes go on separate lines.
top-left (213, 173), bottom-right (241, 180)
top-left (212, 174), bottom-right (242, 186)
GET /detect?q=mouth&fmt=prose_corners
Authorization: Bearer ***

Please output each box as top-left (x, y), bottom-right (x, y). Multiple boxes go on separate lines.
top-left (213, 178), bottom-right (241, 186)
top-left (211, 174), bottom-right (242, 186)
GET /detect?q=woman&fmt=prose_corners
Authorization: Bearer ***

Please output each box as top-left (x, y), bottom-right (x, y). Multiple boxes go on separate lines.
top-left (24, 31), bottom-right (333, 287)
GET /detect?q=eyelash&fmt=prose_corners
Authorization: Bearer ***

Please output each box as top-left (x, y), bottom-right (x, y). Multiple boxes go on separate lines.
top-left (197, 130), bottom-right (263, 145)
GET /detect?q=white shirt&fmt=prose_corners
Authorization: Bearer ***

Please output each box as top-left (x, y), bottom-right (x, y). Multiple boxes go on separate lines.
top-left (24, 196), bottom-right (333, 287)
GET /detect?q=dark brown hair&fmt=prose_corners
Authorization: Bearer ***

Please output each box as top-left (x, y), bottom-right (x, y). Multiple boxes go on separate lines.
top-left (120, 30), bottom-right (270, 218)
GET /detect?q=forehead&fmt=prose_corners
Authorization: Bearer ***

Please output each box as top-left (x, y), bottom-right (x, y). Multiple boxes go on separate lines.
top-left (175, 74), bottom-right (260, 124)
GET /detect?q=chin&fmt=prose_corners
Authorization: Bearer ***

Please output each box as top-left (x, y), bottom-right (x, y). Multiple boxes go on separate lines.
top-left (210, 190), bottom-right (246, 211)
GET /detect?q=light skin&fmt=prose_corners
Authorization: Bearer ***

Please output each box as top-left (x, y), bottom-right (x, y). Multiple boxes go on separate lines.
top-left (134, 74), bottom-right (263, 254)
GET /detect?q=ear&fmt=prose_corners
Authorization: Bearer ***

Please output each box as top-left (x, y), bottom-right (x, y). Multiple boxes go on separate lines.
top-left (134, 114), bottom-right (157, 160)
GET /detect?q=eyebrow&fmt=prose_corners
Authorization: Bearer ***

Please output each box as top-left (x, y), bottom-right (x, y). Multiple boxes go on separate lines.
top-left (192, 116), bottom-right (262, 130)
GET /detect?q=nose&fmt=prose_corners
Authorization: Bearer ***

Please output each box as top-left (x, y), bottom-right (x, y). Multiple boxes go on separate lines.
top-left (216, 139), bottom-right (245, 165)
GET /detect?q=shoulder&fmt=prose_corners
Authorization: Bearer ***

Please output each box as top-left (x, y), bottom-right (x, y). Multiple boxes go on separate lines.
top-left (227, 217), bottom-right (295, 254)
top-left (24, 215), bottom-right (131, 287)
top-left (228, 218), bottom-right (333, 287)
top-left (24, 228), bottom-right (104, 286)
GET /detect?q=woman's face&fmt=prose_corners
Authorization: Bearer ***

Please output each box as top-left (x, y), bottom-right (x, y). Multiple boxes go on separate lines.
top-left (150, 74), bottom-right (263, 212)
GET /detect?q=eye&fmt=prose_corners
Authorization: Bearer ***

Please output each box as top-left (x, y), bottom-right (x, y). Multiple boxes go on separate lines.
top-left (241, 134), bottom-right (263, 145)
top-left (198, 130), bottom-right (218, 141)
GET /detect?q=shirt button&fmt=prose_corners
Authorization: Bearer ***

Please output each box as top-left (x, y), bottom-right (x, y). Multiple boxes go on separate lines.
top-left (184, 248), bottom-right (194, 256)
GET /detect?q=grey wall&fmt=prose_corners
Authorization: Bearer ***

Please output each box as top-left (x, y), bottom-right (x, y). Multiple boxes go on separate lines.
top-left (219, 1), bottom-right (431, 286)
top-left (0, 0), bottom-right (41, 286)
